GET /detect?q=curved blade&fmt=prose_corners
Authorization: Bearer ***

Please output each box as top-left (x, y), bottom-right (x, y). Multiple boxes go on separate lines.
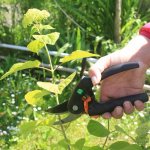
top-left (46, 101), bottom-right (68, 114)
top-left (53, 114), bottom-right (81, 125)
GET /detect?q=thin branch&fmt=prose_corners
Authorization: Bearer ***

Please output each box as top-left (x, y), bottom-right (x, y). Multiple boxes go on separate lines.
top-left (39, 66), bottom-right (52, 72)
top-left (102, 120), bottom-right (110, 148)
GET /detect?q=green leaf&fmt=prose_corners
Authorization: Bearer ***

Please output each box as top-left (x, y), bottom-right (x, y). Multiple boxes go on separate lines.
top-left (60, 50), bottom-right (100, 63)
top-left (109, 141), bottom-right (130, 150)
top-left (0, 60), bottom-right (41, 80)
top-left (27, 40), bottom-right (44, 53)
top-left (25, 90), bottom-right (49, 106)
top-left (22, 8), bottom-right (50, 28)
top-left (87, 120), bottom-right (109, 137)
top-left (58, 72), bottom-right (76, 94)
top-left (56, 43), bottom-right (72, 57)
top-left (73, 138), bottom-right (85, 149)
top-left (122, 144), bottom-right (142, 150)
top-left (37, 82), bottom-right (59, 94)
top-left (33, 32), bottom-right (60, 45)
top-left (31, 24), bottom-right (54, 34)
top-left (37, 72), bottom-right (76, 94)
top-left (57, 139), bottom-right (70, 150)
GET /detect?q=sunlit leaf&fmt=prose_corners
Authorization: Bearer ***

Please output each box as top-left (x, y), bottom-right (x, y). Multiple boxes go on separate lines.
top-left (33, 32), bottom-right (60, 45)
top-left (109, 141), bottom-right (130, 150)
top-left (25, 90), bottom-right (49, 106)
top-left (58, 72), bottom-right (76, 94)
top-left (37, 82), bottom-right (59, 94)
top-left (37, 72), bottom-right (76, 94)
top-left (0, 60), bottom-right (41, 80)
top-left (87, 120), bottom-right (109, 137)
top-left (22, 8), bottom-right (50, 28)
top-left (27, 40), bottom-right (44, 53)
top-left (60, 50), bottom-right (100, 63)
top-left (37, 116), bottom-right (56, 126)
top-left (31, 24), bottom-right (54, 34)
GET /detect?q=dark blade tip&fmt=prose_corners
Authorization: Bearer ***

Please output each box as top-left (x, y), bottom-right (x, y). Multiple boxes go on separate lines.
top-left (46, 101), bottom-right (68, 114)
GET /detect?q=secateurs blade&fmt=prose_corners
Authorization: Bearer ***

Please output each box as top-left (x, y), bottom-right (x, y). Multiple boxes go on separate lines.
top-left (47, 62), bottom-right (149, 125)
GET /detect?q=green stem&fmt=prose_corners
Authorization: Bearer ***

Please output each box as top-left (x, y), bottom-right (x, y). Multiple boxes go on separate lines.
top-left (122, 130), bottom-right (136, 143)
top-left (39, 66), bottom-right (52, 72)
top-left (56, 95), bottom-right (71, 150)
top-left (44, 44), bottom-right (55, 83)
top-left (102, 120), bottom-right (110, 149)
top-left (43, 42), bottom-right (71, 149)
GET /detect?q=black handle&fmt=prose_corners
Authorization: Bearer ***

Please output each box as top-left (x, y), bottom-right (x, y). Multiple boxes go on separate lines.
top-left (88, 93), bottom-right (148, 116)
top-left (101, 62), bottom-right (139, 80)
top-left (68, 62), bottom-right (144, 115)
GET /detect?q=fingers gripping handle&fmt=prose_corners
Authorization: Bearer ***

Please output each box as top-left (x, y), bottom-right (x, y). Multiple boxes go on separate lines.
top-left (88, 93), bottom-right (149, 116)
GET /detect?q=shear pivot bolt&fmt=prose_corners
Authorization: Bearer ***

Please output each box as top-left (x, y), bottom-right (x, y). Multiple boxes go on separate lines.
top-left (72, 105), bottom-right (78, 111)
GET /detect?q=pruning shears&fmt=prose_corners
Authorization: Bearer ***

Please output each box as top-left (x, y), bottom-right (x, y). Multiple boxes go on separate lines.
top-left (47, 62), bottom-right (149, 125)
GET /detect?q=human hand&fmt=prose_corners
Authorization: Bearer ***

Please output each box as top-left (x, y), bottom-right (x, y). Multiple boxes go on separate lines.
top-left (89, 35), bottom-right (150, 119)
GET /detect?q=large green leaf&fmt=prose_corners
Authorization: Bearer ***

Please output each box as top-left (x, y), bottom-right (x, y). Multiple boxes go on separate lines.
top-left (60, 50), bottom-right (100, 63)
top-left (25, 90), bottom-right (49, 106)
top-left (109, 141), bottom-right (130, 150)
top-left (27, 40), bottom-right (44, 53)
top-left (33, 32), bottom-right (60, 45)
top-left (37, 72), bottom-right (76, 94)
top-left (22, 8), bottom-right (50, 28)
top-left (0, 60), bottom-right (41, 80)
top-left (87, 120), bottom-right (109, 137)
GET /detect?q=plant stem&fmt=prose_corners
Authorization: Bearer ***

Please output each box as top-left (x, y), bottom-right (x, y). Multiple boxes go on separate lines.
top-left (56, 95), bottom-right (71, 150)
top-left (39, 66), bottom-right (52, 72)
top-left (44, 44), bottom-right (55, 83)
top-left (122, 130), bottom-right (136, 143)
top-left (102, 120), bottom-right (110, 149)
top-left (44, 43), bottom-right (71, 149)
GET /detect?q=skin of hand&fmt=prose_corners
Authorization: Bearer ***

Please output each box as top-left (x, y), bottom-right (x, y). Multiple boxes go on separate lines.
top-left (89, 35), bottom-right (150, 119)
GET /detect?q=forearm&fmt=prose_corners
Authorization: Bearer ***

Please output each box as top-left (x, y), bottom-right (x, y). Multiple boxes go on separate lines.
top-left (121, 35), bottom-right (150, 68)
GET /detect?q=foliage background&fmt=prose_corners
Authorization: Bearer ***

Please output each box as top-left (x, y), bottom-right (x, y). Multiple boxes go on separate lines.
top-left (0, 0), bottom-right (150, 149)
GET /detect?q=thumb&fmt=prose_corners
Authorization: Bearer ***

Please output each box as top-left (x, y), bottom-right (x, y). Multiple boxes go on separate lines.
top-left (89, 55), bottom-right (111, 85)
top-left (89, 50), bottom-right (123, 85)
